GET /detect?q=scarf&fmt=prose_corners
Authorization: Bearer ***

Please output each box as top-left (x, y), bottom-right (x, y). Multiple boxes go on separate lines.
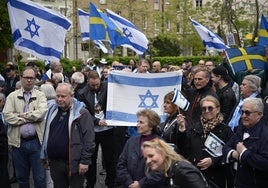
top-left (201, 113), bottom-right (224, 137)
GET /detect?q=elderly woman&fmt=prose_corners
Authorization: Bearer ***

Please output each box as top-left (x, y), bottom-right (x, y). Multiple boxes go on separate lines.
top-left (228, 75), bottom-right (268, 131)
top-left (117, 109), bottom-right (165, 188)
top-left (142, 138), bottom-right (208, 188)
top-left (177, 95), bottom-right (233, 188)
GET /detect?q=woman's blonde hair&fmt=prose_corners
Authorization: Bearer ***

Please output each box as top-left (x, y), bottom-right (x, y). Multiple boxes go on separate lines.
top-left (142, 138), bottom-right (187, 177)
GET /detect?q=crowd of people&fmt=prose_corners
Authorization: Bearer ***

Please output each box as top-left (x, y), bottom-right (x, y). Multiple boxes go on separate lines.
top-left (0, 57), bottom-right (268, 188)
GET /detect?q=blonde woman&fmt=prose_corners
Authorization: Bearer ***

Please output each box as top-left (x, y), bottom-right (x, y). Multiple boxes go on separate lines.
top-left (142, 138), bottom-right (208, 188)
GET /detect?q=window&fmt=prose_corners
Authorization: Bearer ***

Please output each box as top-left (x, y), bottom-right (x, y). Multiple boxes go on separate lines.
top-left (154, 0), bottom-right (160, 10)
top-left (99, 0), bottom-right (107, 4)
top-left (196, 0), bottom-right (202, 9)
top-left (142, 14), bottom-right (147, 29)
top-left (81, 43), bottom-right (89, 51)
top-left (166, 20), bottom-right (170, 31)
top-left (59, 7), bottom-right (67, 16)
top-left (130, 13), bottom-right (135, 23)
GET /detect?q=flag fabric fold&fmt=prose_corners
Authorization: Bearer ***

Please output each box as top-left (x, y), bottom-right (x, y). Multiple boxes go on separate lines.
top-left (7, 0), bottom-right (71, 61)
top-left (225, 46), bottom-right (268, 74)
top-left (77, 8), bottom-right (90, 41)
top-left (190, 18), bottom-right (229, 52)
top-left (89, 3), bottom-right (130, 48)
top-left (106, 71), bottom-right (182, 126)
top-left (258, 14), bottom-right (268, 47)
top-left (106, 9), bottom-right (149, 55)
top-left (172, 88), bottom-right (190, 111)
top-left (77, 8), bottom-right (108, 53)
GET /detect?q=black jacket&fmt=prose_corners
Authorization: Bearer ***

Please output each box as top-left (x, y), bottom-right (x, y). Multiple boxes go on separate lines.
top-left (117, 134), bottom-right (165, 188)
top-left (215, 84), bottom-right (237, 121)
top-left (167, 161), bottom-right (208, 188)
top-left (177, 122), bottom-right (233, 188)
top-left (184, 85), bottom-right (217, 123)
top-left (76, 82), bottom-right (107, 126)
top-left (223, 119), bottom-right (268, 188)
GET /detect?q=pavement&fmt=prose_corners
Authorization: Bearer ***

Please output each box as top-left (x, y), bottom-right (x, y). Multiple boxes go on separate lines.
top-left (9, 146), bottom-right (117, 188)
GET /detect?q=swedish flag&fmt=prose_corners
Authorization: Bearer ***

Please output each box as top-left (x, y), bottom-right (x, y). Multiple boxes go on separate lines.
top-left (89, 3), bottom-right (109, 40)
top-left (258, 15), bottom-right (268, 47)
top-left (89, 3), bottom-right (130, 48)
top-left (225, 46), bottom-right (268, 74)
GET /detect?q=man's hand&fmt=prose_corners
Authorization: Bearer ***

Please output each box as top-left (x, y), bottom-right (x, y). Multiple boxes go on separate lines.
top-left (78, 164), bottom-right (88, 175)
top-left (236, 142), bottom-right (246, 154)
top-left (99, 119), bottom-right (107, 126)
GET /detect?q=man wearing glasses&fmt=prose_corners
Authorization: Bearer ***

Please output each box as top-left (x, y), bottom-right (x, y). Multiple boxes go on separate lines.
top-left (3, 67), bottom-right (48, 188)
top-left (223, 97), bottom-right (268, 188)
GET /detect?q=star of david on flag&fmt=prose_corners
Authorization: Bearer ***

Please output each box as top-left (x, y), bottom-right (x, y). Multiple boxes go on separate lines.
top-left (190, 18), bottom-right (229, 52)
top-left (204, 132), bottom-right (225, 157)
top-left (7, 0), bottom-right (71, 61)
top-left (138, 90), bottom-right (159, 109)
top-left (106, 71), bottom-right (182, 126)
top-left (106, 9), bottom-right (149, 55)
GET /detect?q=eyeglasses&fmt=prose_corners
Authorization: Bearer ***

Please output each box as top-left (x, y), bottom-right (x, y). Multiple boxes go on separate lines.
top-left (201, 106), bottom-right (215, 113)
top-left (22, 77), bottom-right (35, 81)
top-left (241, 110), bottom-right (258, 116)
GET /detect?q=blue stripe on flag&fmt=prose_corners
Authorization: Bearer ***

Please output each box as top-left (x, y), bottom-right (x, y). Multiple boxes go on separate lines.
top-left (9, 0), bottom-right (71, 30)
top-left (209, 132), bottom-right (225, 145)
top-left (106, 111), bottom-right (166, 124)
top-left (106, 111), bottom-right (137, 122)
top-left (108, 74), bottom-right (181, 87)
top-left (81, 32), bottom-right (90, 38)
top-left (78, 9), bottom-right (89, 16)
top-left (107, 12), bottom-right (138, 31)
top-left (15, 37), bottom-right (61, 57)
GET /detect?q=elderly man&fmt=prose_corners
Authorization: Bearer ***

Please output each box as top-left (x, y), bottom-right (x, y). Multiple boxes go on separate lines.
top-left (228, 75), bottom-right (268, 131)
top-left (3, 67), bottom-right (48, 188)
top-left (223, 98), bottom-right (268, 188)
top-left (41, 83), bottom-right (95, 188)
top-left (151, 61), bottom-right (161, 73)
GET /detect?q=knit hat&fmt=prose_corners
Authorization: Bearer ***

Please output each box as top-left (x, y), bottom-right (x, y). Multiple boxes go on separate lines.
top-left (211, 65), bottom-right (228, 76)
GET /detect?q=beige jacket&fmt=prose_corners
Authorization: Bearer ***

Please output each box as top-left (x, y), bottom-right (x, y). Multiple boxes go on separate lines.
top-left (3, 88), bottom-right (48, 147)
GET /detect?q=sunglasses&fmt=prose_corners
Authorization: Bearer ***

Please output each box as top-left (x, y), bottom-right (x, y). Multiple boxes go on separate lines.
top-left (241, 110), bottom-right (258, 116)
top-left (201, 106), bottom-right (215, 113)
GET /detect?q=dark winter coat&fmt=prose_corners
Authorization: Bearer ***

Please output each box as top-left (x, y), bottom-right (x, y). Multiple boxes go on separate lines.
top-left (177, 121), bottom-right (233, 188)
top-left (223, 119), bottom-right (268, 188)
top-left (117, 134), bottom-right (165, 188)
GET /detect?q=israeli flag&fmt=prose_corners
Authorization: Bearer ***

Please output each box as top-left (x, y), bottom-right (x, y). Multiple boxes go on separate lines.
top-left (77, 8), bottom-right (90, 41)
top-left (190, 18), bottom-right (229, 52)
top-left (7, 0), bottom-right (71, 61)
top-left (77, 8), bottom-right (108, 53)
top-left (106, 71), bottom-right (182, 126)
top-left (107, 9), bottom-right (149, 55)
top-left (204, 132), bottom-right (225, 157)
top-left (172, 88), bottom-right (190, 111)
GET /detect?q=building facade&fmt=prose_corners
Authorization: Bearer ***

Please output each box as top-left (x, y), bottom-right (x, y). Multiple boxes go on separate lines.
top-left (10, 0), bottom-right (268, 62)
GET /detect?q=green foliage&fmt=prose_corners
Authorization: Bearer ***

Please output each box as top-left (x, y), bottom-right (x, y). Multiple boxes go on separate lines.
top-left (150, 34), bottom-right (181, 56)
top-left (0, 1), bottom-right (12, 50)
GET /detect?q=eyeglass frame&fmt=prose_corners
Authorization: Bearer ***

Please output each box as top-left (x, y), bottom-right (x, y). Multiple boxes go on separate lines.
top-left (201, 106), bottom-right (217, 113)
top-left (241, 110), bottom-right (259, 116)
